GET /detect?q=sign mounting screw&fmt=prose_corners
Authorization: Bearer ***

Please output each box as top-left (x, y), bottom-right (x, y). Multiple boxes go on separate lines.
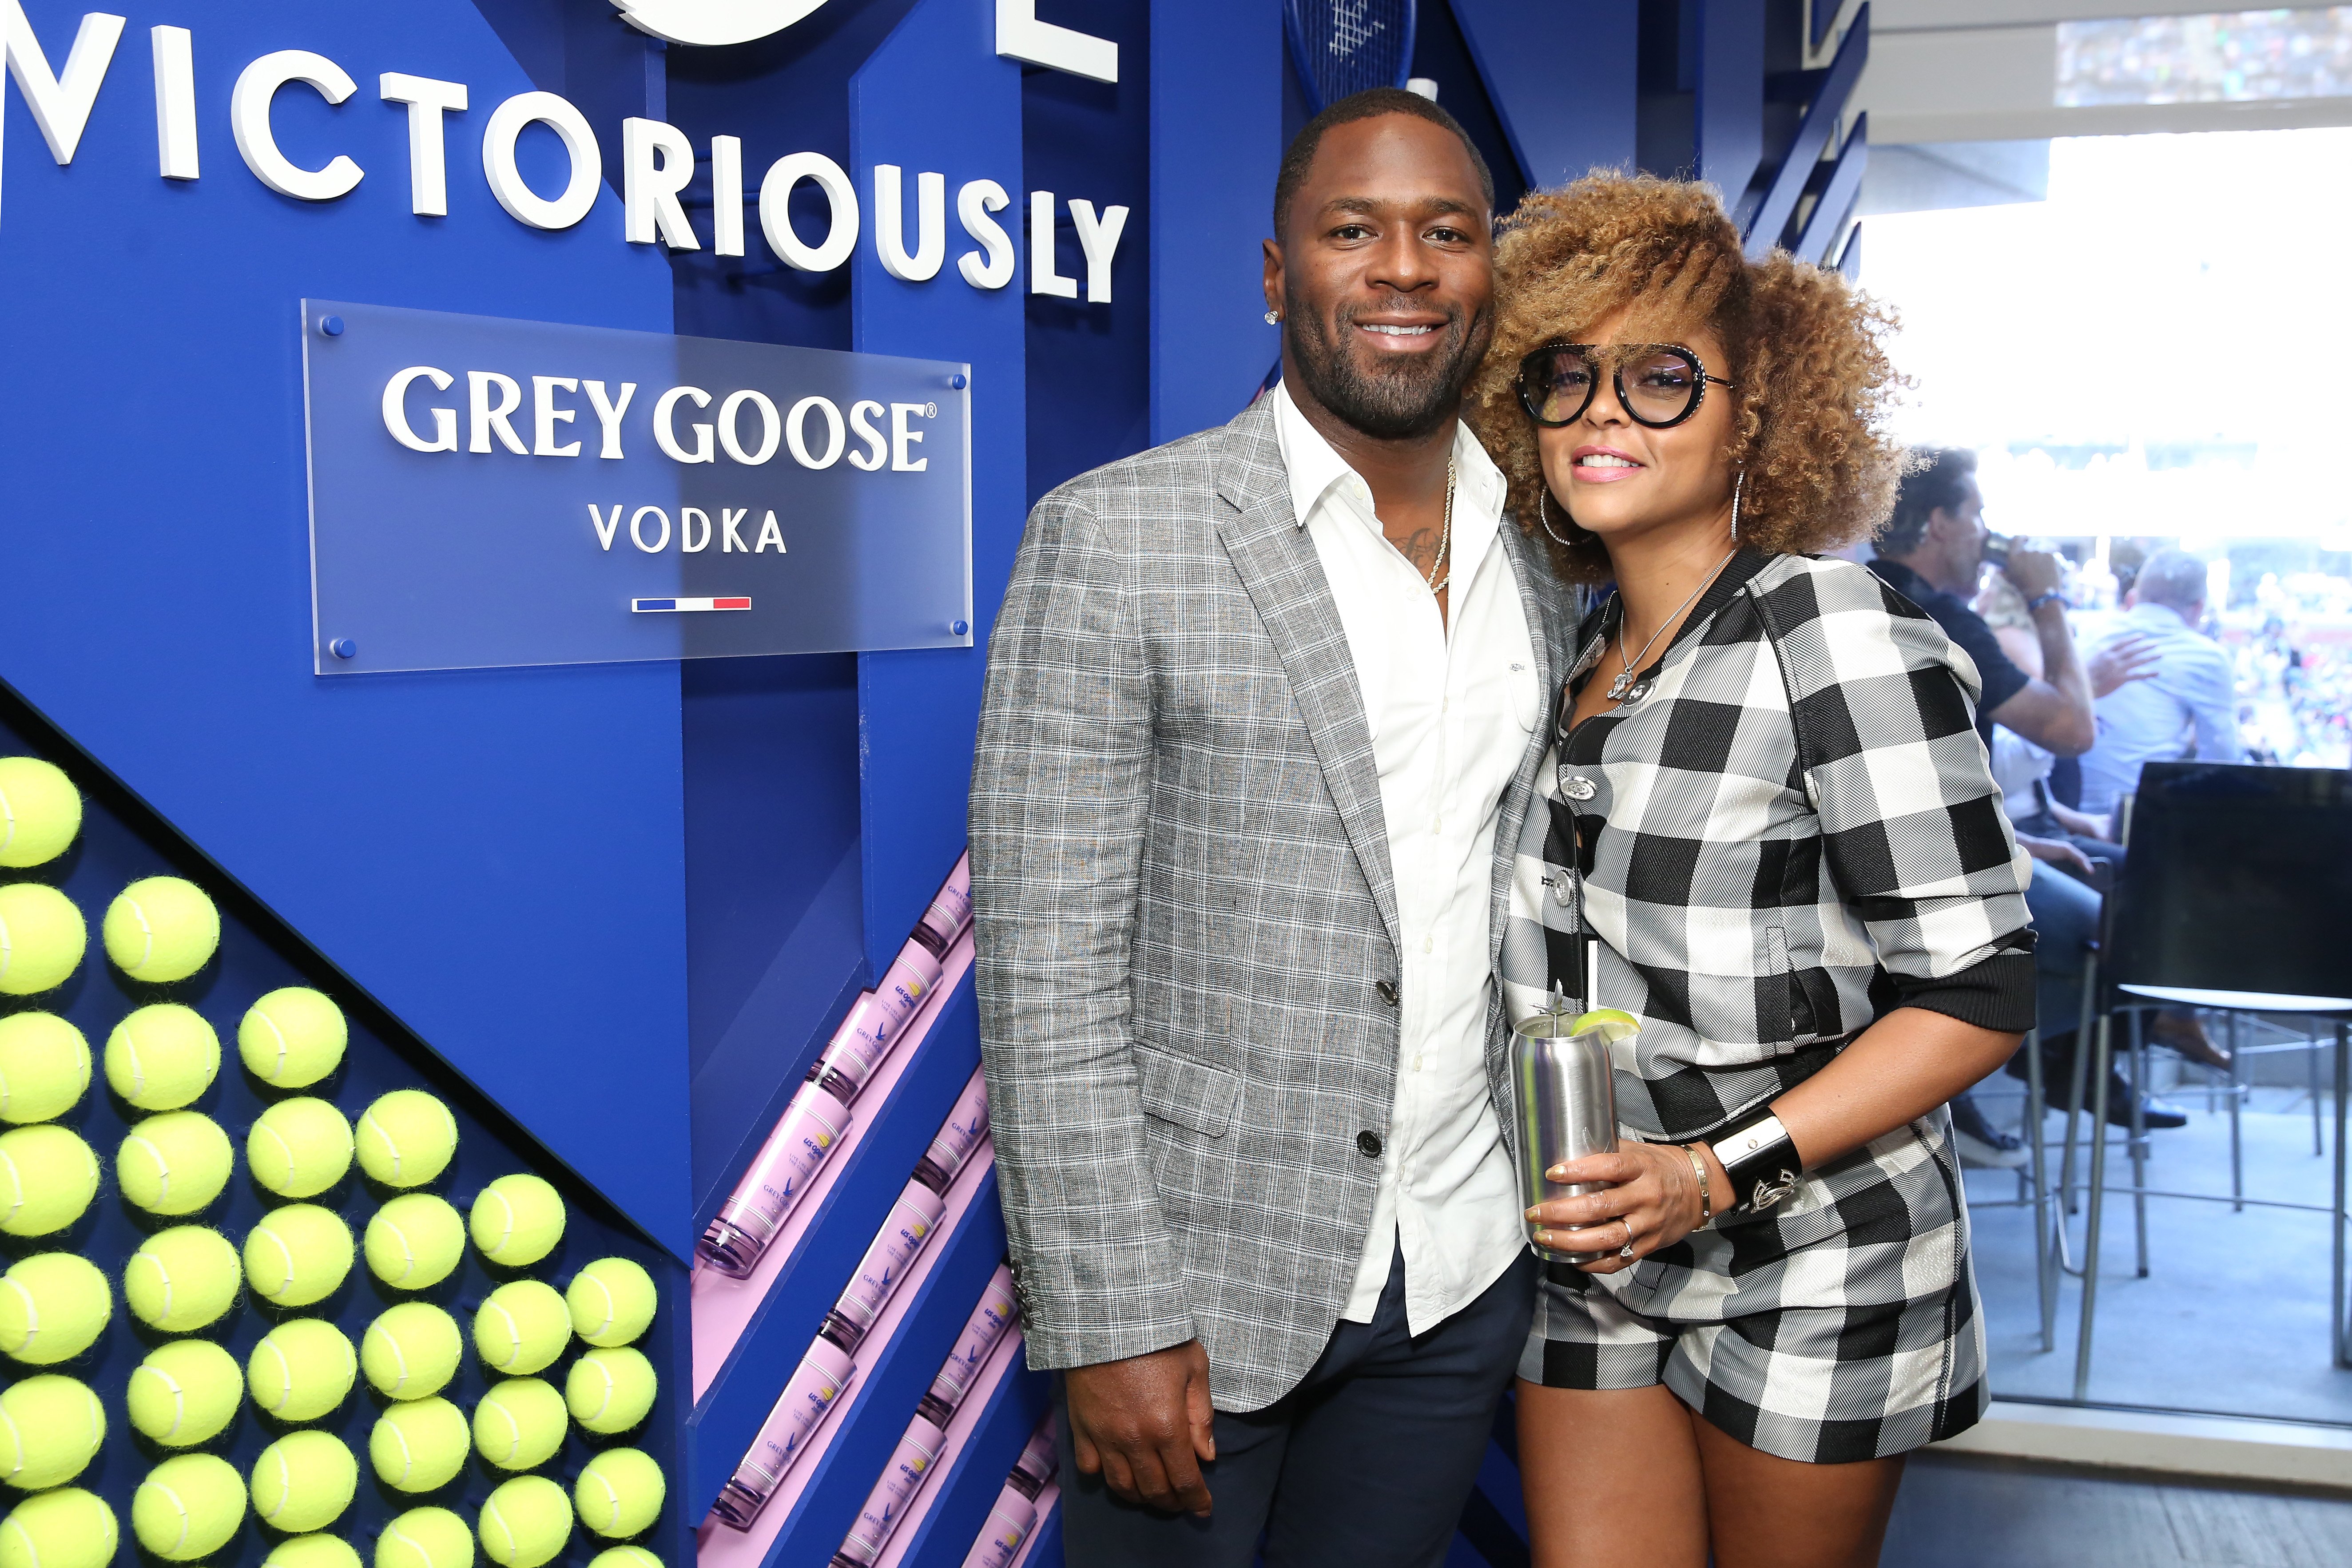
top-left (319, 316), bottom-right (345, 337)
top-left (329, 638), bottom-right (357, 658)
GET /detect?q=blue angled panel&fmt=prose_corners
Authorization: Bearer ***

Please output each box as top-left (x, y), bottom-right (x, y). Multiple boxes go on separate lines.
top-left (1794, 112), bottom-right (1867, 266)
top-left (1694, 0), bottom-right (1766, 226)
top-left (0, 0), bottom-right (690, 1250)
top-left (1152, 0), bottom-right (1280, 445)
top-left (1744, 1), bottom-right (1867, 259)
top-left (1450, 0), bottom-right (1637, 187)
top-left (850, 0), bottom-right (1027, 963)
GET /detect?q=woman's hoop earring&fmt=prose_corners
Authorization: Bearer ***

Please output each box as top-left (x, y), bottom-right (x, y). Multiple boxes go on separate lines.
top-left (1730, 470), bottom-right (1745, 544)
top-left (1537, 488), bottom-right (1576, 547)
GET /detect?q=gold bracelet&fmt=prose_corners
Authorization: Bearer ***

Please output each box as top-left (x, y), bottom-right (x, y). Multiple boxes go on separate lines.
top-left (1684, 1144), bottom-right (1714, 1222)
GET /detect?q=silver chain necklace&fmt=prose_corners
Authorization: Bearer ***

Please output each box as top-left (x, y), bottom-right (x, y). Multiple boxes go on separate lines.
top-left (1606, 548), bottom-right (1735, 702)
top-left (1424, 459), bottom-right (1458, 597)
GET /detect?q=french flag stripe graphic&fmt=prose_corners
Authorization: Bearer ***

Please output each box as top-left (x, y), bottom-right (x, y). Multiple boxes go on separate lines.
top-left (632, 596), bottom-right (752, 613)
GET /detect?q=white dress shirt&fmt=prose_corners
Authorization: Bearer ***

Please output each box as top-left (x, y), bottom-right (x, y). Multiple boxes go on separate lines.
top-left (1273, 382), bottom-right (1540, 1333)
top-left (2080, 600), bottom-right (2245, 813)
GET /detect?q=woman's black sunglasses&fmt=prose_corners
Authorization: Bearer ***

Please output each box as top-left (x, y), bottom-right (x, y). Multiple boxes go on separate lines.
top-left (1516, 342), bottom-right (1735, 431)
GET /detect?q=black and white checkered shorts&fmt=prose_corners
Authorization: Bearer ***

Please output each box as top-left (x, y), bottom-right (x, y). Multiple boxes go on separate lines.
top-left (1519, 1111), bottom-right (1987, 1465)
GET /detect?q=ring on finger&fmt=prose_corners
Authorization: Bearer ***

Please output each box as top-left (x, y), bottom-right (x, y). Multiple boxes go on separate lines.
top-left (1618, 1219), bottom-right (1637, 1258)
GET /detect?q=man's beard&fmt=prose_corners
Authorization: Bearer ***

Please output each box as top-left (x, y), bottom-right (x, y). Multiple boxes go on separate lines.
top-left (1283, 292), bottom-right (1491, 441)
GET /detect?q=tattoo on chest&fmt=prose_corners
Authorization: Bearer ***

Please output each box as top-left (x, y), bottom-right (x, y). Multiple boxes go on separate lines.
top-left (1397, 526), bottom-right (1441, 572)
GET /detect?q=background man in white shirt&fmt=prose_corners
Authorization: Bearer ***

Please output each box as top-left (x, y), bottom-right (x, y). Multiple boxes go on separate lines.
top-left (2081, 548), bottom-right (2245, 813)
top-left (972, 88), bottom-right (1569, 1566)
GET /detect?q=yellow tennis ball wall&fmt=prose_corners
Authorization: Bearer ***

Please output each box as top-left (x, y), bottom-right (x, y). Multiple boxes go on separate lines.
top-left (0, 733), bottom-right (679, 1568)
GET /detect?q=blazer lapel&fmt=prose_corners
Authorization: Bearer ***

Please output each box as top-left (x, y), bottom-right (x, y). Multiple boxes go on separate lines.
top-left (1211, 404), bottom-right (1402, 955)
top-left (1489, 523), bottom-right (1571, 972)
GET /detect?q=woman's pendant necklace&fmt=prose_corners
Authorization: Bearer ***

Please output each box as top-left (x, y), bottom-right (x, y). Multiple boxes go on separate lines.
top-left (1607, 548), bottom-right (1736, 704)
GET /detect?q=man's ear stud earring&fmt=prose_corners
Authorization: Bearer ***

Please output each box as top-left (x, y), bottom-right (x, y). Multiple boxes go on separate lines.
top-left (1265, 310), bottom-right (1280, 325)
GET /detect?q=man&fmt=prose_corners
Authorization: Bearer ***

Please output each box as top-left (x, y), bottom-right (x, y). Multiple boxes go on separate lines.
top-left (1870, 450), bottom-right (2187, 1154)
top-left (971, 88), bottom-right (1569, 1566)
top-left (2079, 548), bottom-right (2244, 814)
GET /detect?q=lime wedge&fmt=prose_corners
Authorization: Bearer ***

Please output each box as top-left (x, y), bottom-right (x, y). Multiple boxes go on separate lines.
top-left (1569, 1008), bottom-right (1640, 1044)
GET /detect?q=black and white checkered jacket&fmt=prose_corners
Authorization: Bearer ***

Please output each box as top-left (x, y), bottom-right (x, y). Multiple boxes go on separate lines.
top-left (1500, 549), bottom-right (2036, 1145)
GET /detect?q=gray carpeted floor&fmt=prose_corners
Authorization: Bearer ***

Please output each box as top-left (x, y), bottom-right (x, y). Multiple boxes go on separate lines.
top-left (1884, 1453), bottom-right (2352, 1568)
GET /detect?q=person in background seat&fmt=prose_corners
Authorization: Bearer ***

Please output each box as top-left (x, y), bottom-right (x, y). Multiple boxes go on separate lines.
top-left (1871, 452), bottom-right (2205, 1154)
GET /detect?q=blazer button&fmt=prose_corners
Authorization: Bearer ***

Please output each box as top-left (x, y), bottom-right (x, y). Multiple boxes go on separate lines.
top-left (1357, 1131), bottom-right (1383, 1158)
top-left (1562, 774), bottom-right (1597, 802)
top-left (1375, 979), bottom-right (1399, 1006)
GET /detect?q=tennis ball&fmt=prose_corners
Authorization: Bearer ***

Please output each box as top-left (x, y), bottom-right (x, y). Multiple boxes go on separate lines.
top-left (473, 1280), bottom-right (571, 1376)
top-left (573, 1449), bottom-right (663, 1540)
top-left (369, 1398), bottom-right (470, 1494)
top-left (377, 1507), bottom-right (474, 1568)
top-left (0, 1122), bottom-right (98, 1237)
top-left (119, 1109), bottom-right (234, 1215)
top-left (248, 1096), bottom-right (355, 1199)
top-left (587, 1549), bottom-right (660, 1568)
top-left (566, 1258), bottom-right (656, 1348)
top-left (362, 1302), bottom-right (463, 1401)
top-left (247, 1318), bottom-right (358, 1423)
top-left (0, 885), bottom-right (84, 996)
top-left (0, 1252), bottom-right (111, 1364)
top-left (565, 1348), bottom-right (656, 1436)
top-left (470, 1378), bottom-right (567, 1472)
top-left (104, 1003), bottom-right (220, 1110)
top-left (0, 1012), bottom-right (90, 1123)
top-left (470, 1175), bottom-right (565, 1268)
top-left (0, 1374), bottom-right (105, 1489)
top-left (0, 1488), bottom-right (117, 1568)
top-left (239, 988), bottom-right (348, 1088)
top-left (127, 1338), bottom-right (245, 1447)
top-left (268, 1535), bottom-right (365, 1568)
top-left (0, 760), bottom-right (79, 870)
top-left (104, 875), bottom-right (220, 985)
top-left (132, 1451), bottom-right (246, 1561)
top-left (355, 1091), bottom-right (458, 1189)
top-left (126, 1224), bottom-right (243, 1331)
top-left (365, 1193), bottom-right (467, 1291)
top-left (245, 1202), bottom-right (356, 1307)
top-left (478, 1475), bottom-right (571, 1568)
top-left (251, 1430), bottom-right (359, 1533)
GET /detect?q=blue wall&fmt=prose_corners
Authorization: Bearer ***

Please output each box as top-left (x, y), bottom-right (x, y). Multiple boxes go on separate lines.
top-left (0, 0), bottom-right (691, 1251)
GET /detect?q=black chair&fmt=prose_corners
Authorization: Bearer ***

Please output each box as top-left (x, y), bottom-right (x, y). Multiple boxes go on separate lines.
top-left (2072, 762), bottom-right (2352, 1394)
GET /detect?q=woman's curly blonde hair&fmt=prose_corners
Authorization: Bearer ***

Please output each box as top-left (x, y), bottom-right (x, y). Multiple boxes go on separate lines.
top-left (1465, 173), bottom-right (1907, 584)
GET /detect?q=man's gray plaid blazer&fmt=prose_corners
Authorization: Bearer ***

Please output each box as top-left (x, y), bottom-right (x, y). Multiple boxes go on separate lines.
top-left (971, 398), bottom-right (1574, 1413)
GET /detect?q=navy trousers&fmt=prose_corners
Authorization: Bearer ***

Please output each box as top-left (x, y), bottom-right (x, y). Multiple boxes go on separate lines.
top-left (1055, 1244), bottom-right (1537, 1568)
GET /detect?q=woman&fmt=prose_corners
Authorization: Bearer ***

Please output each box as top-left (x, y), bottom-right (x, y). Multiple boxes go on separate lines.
top-left (1463, 175), bottom-right (2035, 1567)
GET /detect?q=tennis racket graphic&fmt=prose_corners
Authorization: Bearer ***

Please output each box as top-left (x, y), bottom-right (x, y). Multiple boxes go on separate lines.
top-left (1283, 0), bottom-right (1419, 110)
